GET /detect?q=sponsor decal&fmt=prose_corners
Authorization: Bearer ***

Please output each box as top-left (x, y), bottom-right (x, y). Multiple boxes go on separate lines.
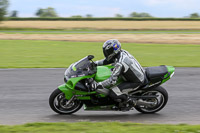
top-left (78, 74), bottom-right (85, 77)
top-left (71, 75), bottom-right (77, 78)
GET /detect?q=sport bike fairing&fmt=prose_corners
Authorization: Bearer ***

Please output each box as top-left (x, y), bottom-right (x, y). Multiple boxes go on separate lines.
top-left (64, 57), bottom-right (96, 80)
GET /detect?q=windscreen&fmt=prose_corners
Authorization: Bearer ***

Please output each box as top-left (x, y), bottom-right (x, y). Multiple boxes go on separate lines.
top-left (65, 57), bottom-right (96, 79)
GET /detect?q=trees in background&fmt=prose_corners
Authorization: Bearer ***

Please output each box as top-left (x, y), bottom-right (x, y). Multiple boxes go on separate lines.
top-left (34, 9), bottom-right (153, 18)
top-left (35, 7), bottom-right (58, 17)
top-left (10, 10), bottom-right (18, 17)
top-left (4, 5), bottom-right (200, 19)
top-left (0, 0), bottom-right (8, 21)
top-left (129, 12), bottom-right (152, 17)
top-left (189, 13), bottom-right (199, 18)
top-left (86, 14), bottom-right (92, 18)
top-left (71, 15), bottom-right (82, 18)
top-left (115, 14), bottom-right (123, 18)
top-left (35, 9), bottom-right (43, 17)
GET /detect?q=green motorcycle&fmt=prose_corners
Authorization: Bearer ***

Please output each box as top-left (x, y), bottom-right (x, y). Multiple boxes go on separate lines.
top-left (49, 55), bottom-right (175, 114)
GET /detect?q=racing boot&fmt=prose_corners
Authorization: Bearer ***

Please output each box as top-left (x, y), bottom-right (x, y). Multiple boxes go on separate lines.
top-left (119, 96), bottom-right (136, 111)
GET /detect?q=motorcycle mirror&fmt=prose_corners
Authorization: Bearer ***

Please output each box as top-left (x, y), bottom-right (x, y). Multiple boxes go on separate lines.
top-left (87, 55), bottom-right (94, 60)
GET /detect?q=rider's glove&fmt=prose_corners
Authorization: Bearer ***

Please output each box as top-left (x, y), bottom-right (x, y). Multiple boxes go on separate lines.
top-left (91, 81), bottom-right (103, 91)
top-left (94, 61), bottom-right (98, 66)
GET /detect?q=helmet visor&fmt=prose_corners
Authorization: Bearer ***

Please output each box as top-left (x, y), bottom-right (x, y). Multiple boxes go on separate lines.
top-left (103, 46), bottom-right (115, 61)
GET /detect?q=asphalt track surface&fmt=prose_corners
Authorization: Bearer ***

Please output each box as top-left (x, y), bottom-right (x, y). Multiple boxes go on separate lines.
top-left (0, 67), bottom-right (200, 125)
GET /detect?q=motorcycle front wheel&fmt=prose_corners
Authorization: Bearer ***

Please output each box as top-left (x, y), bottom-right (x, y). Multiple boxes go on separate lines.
top-left (49, 89), bottom-right (83, 115)
top-left (134, 86), bottom-right (168, 114)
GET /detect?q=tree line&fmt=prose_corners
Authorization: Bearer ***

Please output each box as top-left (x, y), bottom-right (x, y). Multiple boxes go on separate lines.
top-left (0, 0), bottom-right (8, 21)
top-left (23, 7), bottom-right (154, 18)
top-left (1, 0), bottom-right (200, 21)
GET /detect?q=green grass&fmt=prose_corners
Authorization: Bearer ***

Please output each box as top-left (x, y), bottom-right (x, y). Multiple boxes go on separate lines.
top-left (0, 40), bottom-right (199, 68)
top-left (0, 122), bottom-right (200, 133)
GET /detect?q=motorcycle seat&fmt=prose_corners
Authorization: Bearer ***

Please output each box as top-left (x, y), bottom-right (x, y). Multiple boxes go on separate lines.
top-left (145, 65), bottom-right (168, 83)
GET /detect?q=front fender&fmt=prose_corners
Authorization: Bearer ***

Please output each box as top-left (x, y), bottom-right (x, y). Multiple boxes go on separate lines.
top-left (58, 84), bottom-right (73, 100)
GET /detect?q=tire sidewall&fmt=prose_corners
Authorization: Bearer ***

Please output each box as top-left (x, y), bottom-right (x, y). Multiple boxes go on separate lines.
top-left (135, 86), bottom-right (168, 114)
top-left (49, 88), bottom-right (83, 115)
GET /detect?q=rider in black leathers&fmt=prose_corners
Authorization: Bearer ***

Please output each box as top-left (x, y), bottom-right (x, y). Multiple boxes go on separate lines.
top-left (93, 39), bottom-right (148, 103)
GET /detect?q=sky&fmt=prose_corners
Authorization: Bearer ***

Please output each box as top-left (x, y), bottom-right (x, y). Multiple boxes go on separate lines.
top-left (8, 0), bottom-right (200, 17)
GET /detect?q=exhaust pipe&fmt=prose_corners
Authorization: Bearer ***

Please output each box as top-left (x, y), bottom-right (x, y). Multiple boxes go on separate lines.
top-left (135, 99), bottom-right (156, 107)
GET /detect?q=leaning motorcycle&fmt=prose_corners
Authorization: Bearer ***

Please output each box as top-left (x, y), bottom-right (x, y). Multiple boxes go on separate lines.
top-left (49, 55), bottom-right (175, 114)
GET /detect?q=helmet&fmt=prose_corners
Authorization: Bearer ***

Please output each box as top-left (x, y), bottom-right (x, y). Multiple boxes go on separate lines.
top-left (103, 39), bottom-right (121, 61)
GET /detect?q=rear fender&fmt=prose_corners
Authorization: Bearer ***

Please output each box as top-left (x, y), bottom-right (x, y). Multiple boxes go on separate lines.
top-left (162, 66), bottom-right (175, 84)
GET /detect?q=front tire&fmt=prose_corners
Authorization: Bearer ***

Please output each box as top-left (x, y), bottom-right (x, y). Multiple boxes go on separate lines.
top-left (49, 89), bottom-right (83, 115)
top-left (135, 86), bottom-right (168, 114)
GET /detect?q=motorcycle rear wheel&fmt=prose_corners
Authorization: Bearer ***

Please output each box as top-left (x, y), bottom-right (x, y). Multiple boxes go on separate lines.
top-left (49, 89), bottom-right (83, 115)
top-left (134, 86), bottom-right (168, 114)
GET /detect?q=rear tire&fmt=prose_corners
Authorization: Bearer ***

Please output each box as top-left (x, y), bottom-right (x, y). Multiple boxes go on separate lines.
top-left (49, 89), bottom-right (83, 115)
top-left (134, 86), bottom-right (168, 114)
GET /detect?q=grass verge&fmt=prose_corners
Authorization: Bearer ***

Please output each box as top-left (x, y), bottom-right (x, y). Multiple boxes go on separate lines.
top-left (0, 40), bottom-right (199, 68)
top-left (0, 122), bottom-right (200, 133)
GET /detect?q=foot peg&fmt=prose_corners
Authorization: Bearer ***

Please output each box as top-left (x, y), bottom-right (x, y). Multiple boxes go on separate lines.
top-left (127, 98), bottom-right (137, 106)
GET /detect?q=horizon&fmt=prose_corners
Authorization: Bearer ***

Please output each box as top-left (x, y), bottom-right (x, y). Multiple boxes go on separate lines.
top-left (7, 0), bottom-right (200, 18)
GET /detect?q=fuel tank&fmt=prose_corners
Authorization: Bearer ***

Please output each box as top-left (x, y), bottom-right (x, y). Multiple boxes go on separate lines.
top-left (94, 66), bottom-right (114, 82)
